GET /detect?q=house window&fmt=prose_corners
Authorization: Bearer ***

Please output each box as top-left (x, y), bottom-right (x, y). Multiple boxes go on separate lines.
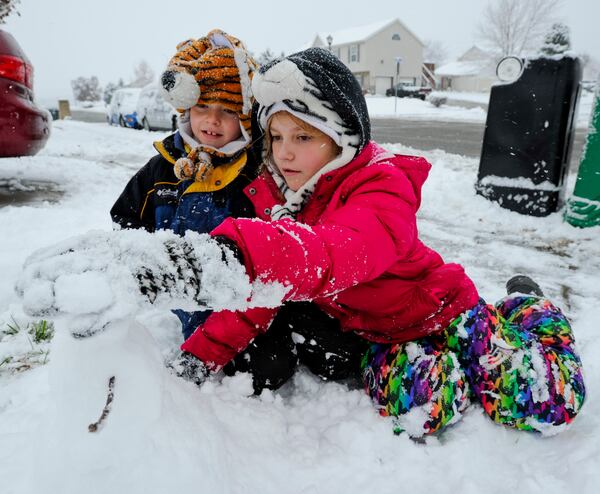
top-left (349, 44), bottom-right (360, 63)
top-left (392, 33), bottom-right (401, 40)
top-left (335, 47), bottom-right (341, 58)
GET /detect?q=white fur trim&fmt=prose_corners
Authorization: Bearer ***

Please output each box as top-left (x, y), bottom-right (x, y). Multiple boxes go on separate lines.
top-left (161, 71), bottom-right (200, 110)
top-left (266, 102), bottom-right (341, 146)
top-left (269, 139), bottom-right (355, 221)
top-left (252, 60), bottom-right (346, 145)
top-left (234, 47), bottom-right (253, 114)
top-left (178, 112), bottom-right (251, 157)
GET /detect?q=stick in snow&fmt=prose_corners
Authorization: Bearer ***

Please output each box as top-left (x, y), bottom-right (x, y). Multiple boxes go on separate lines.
top-left (72, 321), bottom-right (112, 339)
top-left (88, 376), bottom-right (116, 432)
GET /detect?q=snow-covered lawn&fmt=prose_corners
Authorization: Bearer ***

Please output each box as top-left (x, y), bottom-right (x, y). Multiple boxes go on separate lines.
top-left (1, 121), bottom-right (599, 494)
top-left (366, 93), bottom-right (487, 122)
top-left (49, 87), bottom-right (595, 130)
top-left (366, 89), bottom-right (595, 128)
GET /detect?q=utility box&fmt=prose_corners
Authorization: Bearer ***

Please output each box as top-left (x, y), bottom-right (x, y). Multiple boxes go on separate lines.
top-left (58, 99), bottom-right (71, 120)
top-left (475, 56), bottom-right (582, 216)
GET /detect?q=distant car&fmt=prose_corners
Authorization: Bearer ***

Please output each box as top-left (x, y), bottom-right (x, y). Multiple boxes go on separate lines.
top-left (0, 29), bottom-right (51, 158)
top-left (46, 107), bottom-right (59, 120)
top-left (136, 84), bottom-right (177, 131)
top-left (385, 83), bottom-right (432, 100)
top-left (107, 88), bottom-right (142, 128)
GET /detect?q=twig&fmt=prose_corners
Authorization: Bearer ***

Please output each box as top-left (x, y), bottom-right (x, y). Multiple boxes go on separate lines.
top-left (88, 376), bottom-right (116, 432)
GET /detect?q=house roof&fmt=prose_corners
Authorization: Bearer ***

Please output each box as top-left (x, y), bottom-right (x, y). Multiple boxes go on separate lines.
top-left (459, 46), bottom-right (492, 62)
top-left (435, 61), bottom-right (487, 77)
top-left (435, 46), bottom-right (498, 77)
top-left (313, 18), bottom-right (424, 48)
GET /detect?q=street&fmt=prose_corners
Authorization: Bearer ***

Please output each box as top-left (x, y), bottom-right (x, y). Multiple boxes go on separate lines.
top-left (67, 108), bottom-right (588, 163)
top-left (371, 117), bottom-right (588, 166)
top-left (0, 114), bottom-right (589, 208)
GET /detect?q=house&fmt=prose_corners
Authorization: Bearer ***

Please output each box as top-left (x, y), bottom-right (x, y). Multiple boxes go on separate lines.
top-left (435, 46), bottom-right (499, 92)
top-left (310, 18), bottom-right (426, 95)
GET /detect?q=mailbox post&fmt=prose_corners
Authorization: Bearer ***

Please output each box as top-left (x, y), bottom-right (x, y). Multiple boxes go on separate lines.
top-left (475, 56), bottom-right (582, 216)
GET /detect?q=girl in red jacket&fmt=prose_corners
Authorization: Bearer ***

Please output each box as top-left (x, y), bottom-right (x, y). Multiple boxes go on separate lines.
top-left (23, 47), bottom-right (585, 438)
top-left (174, 47), bottom-right (584, 437)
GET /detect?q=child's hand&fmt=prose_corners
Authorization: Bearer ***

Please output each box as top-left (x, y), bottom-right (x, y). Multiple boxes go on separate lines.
top-left (167, 351), bottom-right (209, 386)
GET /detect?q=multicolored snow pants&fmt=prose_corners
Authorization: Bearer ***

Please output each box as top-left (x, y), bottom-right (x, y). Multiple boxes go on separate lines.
top-left (361, 296), bottom-right (586, 437)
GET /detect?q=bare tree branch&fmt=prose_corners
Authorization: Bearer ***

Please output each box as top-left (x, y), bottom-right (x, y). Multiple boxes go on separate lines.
top-left (424, 39), bottom-right (449, 65)
top-left (0, 0), bottom-right (20, 24)
top-left (476, 0), bottom-right (562, 56)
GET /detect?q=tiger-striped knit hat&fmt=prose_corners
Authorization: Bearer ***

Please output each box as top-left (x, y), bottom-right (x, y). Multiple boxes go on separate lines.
top-left (160, 29), bottom-right (257, 134)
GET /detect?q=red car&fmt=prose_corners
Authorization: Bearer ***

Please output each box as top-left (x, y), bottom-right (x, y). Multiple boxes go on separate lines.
top-left (0, 29), bottom-right (50, 157)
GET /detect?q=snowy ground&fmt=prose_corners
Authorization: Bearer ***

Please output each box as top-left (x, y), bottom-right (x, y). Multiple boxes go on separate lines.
top-left (1, 120), bottom-right (599, 494)
top-left (45, 88), bottom-right (594, 129)
top-left (365, 89), bottom-right (594, 128)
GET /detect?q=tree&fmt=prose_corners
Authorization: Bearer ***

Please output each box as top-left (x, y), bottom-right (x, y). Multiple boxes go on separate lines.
top-left (423, 40), bottom-right (449, 65)
top-left (580, 54), bottom-right (600, 82)
top-left (257, 49), bottom-right (277, 66)
top-left (0, 0), bottom-right (20, 24)
top-left (103, 79), bottom-right (125, 105)
top-left (539, 23), bottom-right (570, 56)
top-left (130, 60), bottom-right (154, 88)
top-left (476, 0), bottom-right (563, 56)
top-left (71, 76), bottom-right (102, 102)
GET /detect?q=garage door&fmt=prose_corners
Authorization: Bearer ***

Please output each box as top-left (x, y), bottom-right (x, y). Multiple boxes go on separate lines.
top-left (375, 76), bottom-right (393, 95)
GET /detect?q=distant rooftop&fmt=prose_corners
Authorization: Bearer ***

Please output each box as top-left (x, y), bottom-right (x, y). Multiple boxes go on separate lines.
top-left (317, 19), bottom-right (393, 45)
top-left (435, 61), bottom-right (487, 77)
top-left (435, 46), bottom-right (498, 77)
top-left (313, 18), bottom-right (424, 47)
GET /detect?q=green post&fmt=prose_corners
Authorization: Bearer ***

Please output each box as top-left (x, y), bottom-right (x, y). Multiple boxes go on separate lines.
top-left (565, 82), bottom-right (600, 227)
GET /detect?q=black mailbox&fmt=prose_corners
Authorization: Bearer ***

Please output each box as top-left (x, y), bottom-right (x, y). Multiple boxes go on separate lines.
top-left (475, 56), bottom-right (582, 216)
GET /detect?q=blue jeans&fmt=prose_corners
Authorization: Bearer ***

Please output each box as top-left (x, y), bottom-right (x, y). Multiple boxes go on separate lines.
top-left (172, 309), bottom-right (211, 340)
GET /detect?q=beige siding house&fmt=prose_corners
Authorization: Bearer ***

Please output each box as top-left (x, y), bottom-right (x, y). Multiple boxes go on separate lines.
top-left (435, 46), bottom-right (499, 92)
top-left (310, 19), bottom-right (425, 95)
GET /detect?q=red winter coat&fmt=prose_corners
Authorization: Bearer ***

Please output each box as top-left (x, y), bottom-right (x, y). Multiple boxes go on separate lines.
top-left (182, 141), bottom-right (479, 369)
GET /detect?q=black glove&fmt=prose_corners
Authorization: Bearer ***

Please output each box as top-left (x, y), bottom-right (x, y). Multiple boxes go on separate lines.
top-left (136, 239), bottom-right (203, 304)
top-left (168, 351), bottom-right (209, 386)
top-left (136, 236), bottom-right (246, 304)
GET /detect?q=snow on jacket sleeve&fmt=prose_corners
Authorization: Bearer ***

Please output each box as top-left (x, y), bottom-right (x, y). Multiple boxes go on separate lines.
top-left (212, 163), bottom-right (420, 303)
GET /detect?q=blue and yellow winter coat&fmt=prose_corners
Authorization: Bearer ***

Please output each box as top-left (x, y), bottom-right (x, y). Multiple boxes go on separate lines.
top-left (110, 132), bottom-right (259, 234)
top-left (111, 132), bottom-right (261, 338)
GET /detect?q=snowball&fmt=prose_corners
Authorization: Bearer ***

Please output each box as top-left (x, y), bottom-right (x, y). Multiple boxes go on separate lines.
top-left (21, 279), bottom-right (54, 315)
top-left (54, 272), bottom-right (114, 314)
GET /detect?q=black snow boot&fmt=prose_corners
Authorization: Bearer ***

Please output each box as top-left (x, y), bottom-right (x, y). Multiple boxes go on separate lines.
top-left (506, 275), bottom-right (544, 297)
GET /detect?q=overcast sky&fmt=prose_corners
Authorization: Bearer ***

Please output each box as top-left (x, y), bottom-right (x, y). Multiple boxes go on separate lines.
top-left (3, 0), bottom-right (598, 104)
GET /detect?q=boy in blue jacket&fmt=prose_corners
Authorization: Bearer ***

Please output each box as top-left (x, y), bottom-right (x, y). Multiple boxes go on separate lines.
top-left (111, 29), bottom-right (261, 338)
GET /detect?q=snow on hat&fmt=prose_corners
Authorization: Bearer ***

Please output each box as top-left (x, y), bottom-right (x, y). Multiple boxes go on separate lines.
top-left (251, 47), bottom-right (371, 219)
top-left (252, 47), bottom-right (371, 164)
top-left (160, 29), bottom-right (257, 135)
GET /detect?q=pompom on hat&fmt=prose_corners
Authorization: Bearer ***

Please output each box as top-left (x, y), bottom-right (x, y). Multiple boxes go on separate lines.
top-left (252, 47), bottom-right (371, 163)
top-left (160, 29), bottom-right (257, 134)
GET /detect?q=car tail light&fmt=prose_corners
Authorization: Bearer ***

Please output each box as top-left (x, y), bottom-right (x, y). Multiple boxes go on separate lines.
top-left (0, 54), bottom-right (33, 89)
